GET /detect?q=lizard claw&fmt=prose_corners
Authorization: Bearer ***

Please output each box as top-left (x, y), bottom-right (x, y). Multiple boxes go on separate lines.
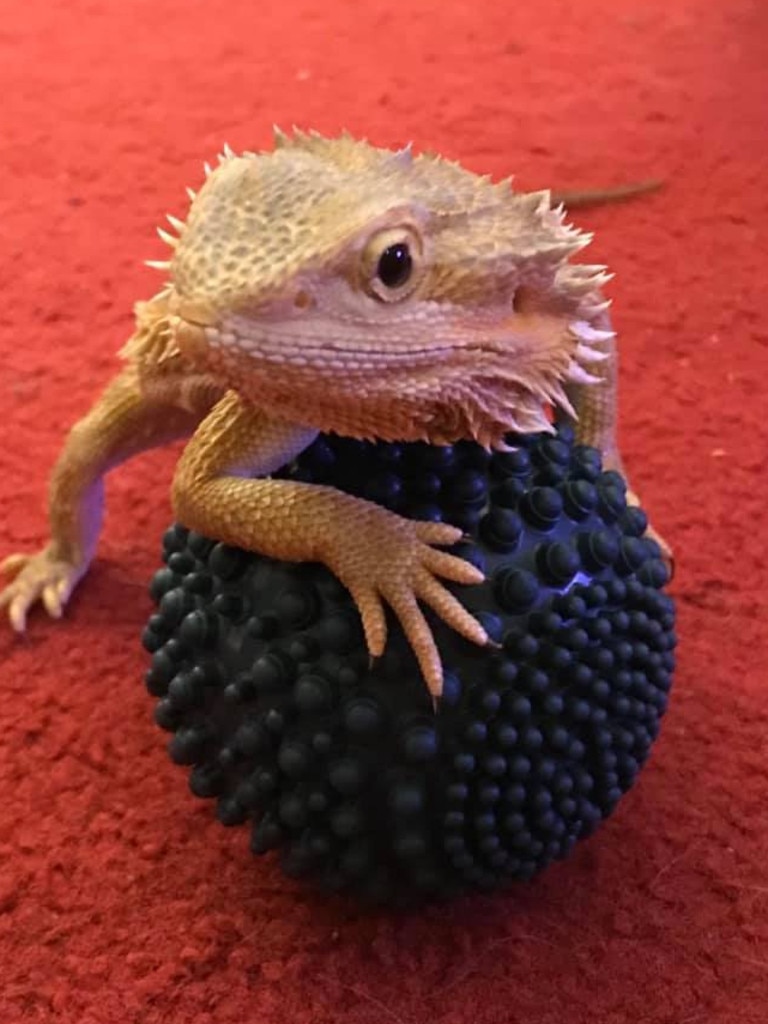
top-left (647, 527), bottom-right (674, 579)
top-left (651, 534), bottom-right (675, 582)
top-left (326, 509), bottom-right (487, 699)
top-left (0, 547), bottom-right (85, 632)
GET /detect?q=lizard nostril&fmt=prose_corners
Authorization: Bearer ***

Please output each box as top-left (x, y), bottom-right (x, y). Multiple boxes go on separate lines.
top-left (293, 290), bottom-right (314, 310)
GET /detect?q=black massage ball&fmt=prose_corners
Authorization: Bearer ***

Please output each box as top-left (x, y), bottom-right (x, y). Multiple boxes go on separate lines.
top-left (142, 424), bottom-right (675, 905)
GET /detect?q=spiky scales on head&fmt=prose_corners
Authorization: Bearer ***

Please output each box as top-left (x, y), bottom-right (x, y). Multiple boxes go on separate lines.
top-left (144, 129), bottom-right (614, 448)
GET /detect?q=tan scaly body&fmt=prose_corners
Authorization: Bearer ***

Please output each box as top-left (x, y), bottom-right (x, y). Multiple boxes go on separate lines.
top-left (0, 130), bottom-right (670, 698)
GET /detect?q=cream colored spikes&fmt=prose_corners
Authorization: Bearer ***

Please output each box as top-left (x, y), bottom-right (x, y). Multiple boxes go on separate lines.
top-left (203, 161), bottom-right (213, 177)
top-left (562, 264), bottom-right (614, 297)
top-left (566, 362), bottom-right (602, 386)
top-left (572, 231), bottom-right (594, 252)
top-left (166, 214), bottom-right (186, 234)
top-left (563, 318), bottom-right (615, 388)
top-left (513, 189), bottom-right (549, 214)
top-left (548, 380), bottom-right (577, 420)
top-left (186, 187), bottom-right (197, 202)
top-left (381, 143), bottom-right (413, 172)
top-left (574, 343), bottom-right (610, 363)
top-left (217, 143), bottom-right (236, 165)
top-left (580, 268), bottom-right (615, 290)
top-left (581, 297), bottom-right (612, 317)
top-left (156, 227), bottom-right (178, 248)
top-left (569, 320), bottom-right (616, 344)
top-left (553, 217), bottom-right (593, 252)
top-left (151, 211), bottom-right (184, 267)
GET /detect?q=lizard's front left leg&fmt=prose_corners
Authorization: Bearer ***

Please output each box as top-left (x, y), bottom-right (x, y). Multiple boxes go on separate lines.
top-left (172, 391), bottom-right (488, 698)
top-left (1, 364), bottom-right (223, 630)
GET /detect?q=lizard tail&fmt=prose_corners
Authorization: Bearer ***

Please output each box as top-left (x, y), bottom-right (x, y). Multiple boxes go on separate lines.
top-left (551, 179), bottom-right (663, 208)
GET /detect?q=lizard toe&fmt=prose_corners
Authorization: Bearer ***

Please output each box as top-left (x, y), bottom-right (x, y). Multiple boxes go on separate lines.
top-left (412, 521), bottom-right (463, 546)
top-left (42, 584), bottom-right (64, 620)
top-left (347, 585), bottom-right (387, 660)
top-left (8, 593), bottom-right (31, 632)
top-left (385, 587), bottom-right (444, 699)
top-left (1, 553), bottom-right (32, 579)
top-left (416, 572), bottom-right (488, 648)
top-left (422, 546), bottom-right (485, 586)
top-left (0, 549), bottom-right (83, 632)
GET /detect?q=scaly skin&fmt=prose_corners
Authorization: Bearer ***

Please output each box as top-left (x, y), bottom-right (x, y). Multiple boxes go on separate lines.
top-left (0, 130), bottom-right (670, 698)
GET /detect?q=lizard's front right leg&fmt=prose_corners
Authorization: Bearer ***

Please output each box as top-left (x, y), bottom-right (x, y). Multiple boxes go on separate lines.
top-left (563, 303), bottom-right (674, 569)
top-left (172, 391), bottom-right (488, 699)
top-left (1, 365), bottom-right (221, 630)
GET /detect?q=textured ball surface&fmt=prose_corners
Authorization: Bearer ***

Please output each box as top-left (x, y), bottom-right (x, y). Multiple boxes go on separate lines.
top-left (142, 425), bottom-right (676, 904)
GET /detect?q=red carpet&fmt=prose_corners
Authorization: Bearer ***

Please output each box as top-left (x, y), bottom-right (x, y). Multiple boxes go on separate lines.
top-left (1, 1), bottom-right (767, 1021)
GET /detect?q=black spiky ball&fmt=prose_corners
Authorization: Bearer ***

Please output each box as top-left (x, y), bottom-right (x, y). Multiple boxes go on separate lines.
top-left (142, 425), bottom-right (675, 905)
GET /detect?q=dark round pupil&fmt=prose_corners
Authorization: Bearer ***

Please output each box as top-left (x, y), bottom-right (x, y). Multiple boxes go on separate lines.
top-left (376, 243), bottom-right (412, 289)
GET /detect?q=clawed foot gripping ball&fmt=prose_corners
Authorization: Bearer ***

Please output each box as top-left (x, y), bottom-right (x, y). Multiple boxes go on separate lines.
top-left (142, 425), bottom-right (675, 905)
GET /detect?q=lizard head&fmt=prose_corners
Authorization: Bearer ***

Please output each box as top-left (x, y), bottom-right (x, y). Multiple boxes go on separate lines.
top-left (156, 130), bottom-right (613, 448)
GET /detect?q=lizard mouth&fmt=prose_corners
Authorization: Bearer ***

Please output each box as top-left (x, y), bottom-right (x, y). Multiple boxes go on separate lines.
top-left (170, 303), bottom-right (611, 389)
top-left (172, 312), bottom-right (459, 373)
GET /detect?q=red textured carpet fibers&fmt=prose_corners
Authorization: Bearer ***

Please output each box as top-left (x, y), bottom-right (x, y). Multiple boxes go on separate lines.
top-left (1, 1), bottom-right (767, 1021)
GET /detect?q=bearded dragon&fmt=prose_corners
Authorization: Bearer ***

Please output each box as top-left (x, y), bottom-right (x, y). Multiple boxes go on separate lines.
top-left (0, 129), bottom-right (670, 698)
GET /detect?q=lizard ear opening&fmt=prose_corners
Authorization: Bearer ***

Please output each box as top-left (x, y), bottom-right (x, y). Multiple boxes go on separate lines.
top-left (512, 286), bottom-right (537, 315)
top-left (359, 225), bottom-right (425, 303)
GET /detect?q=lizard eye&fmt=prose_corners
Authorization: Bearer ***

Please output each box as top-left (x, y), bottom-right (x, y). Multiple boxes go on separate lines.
top-left (360, 226), bottom-right (423, 302)
top-left (378, 243), bottom-right (412, 288)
